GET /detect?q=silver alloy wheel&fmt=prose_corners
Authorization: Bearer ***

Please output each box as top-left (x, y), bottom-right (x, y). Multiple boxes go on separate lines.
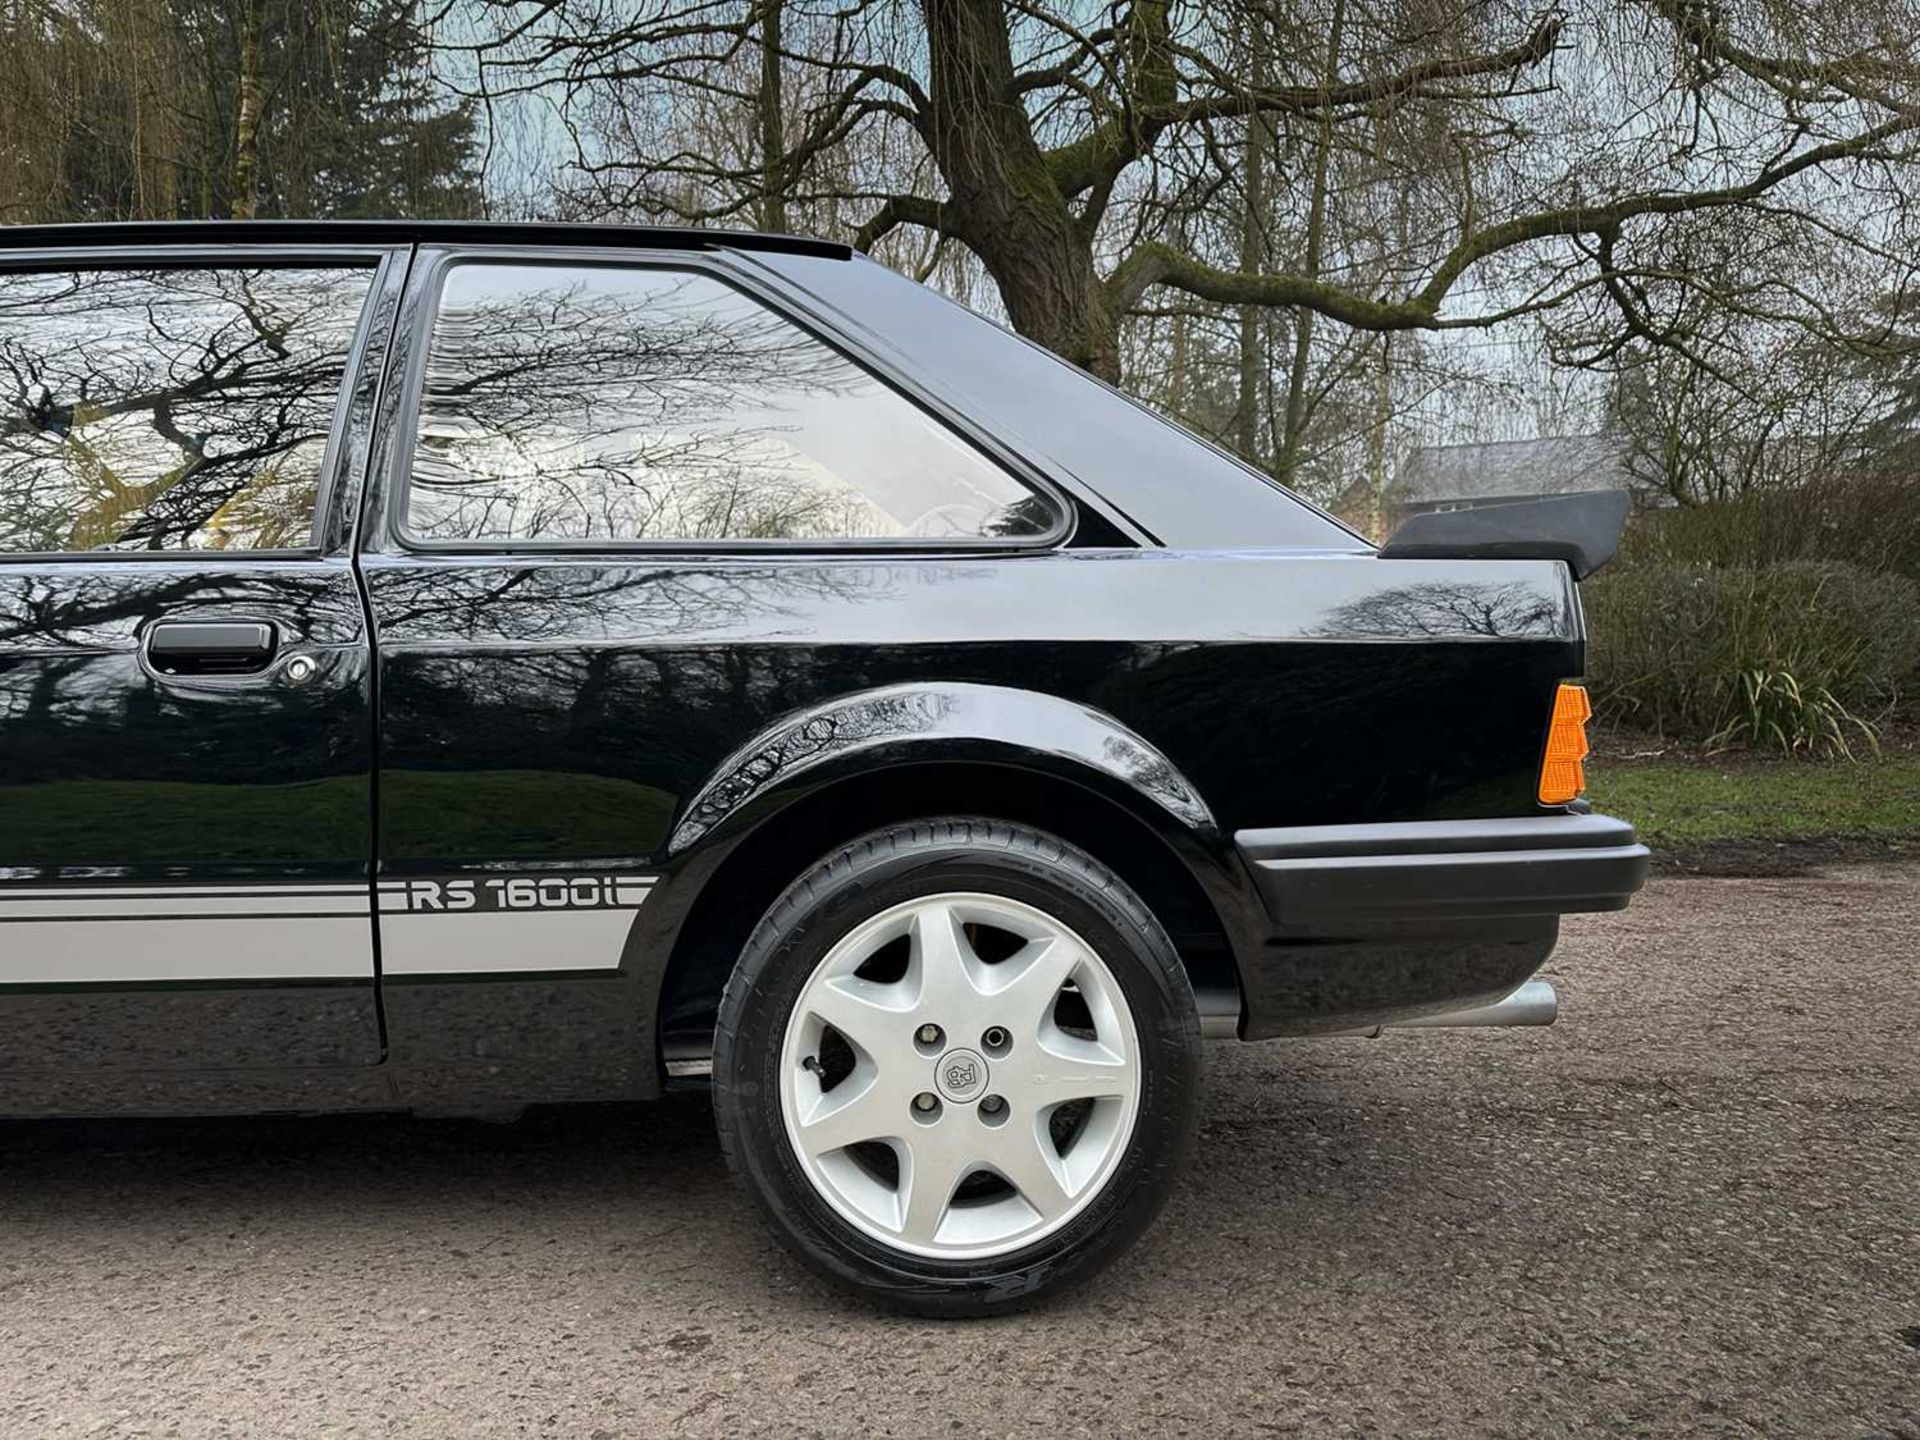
top-left (778, 891), bottom-right (1142, 1260)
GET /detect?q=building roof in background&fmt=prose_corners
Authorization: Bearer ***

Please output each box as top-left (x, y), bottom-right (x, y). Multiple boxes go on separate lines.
top-left (1394, 433), bottom-right (1634, 506)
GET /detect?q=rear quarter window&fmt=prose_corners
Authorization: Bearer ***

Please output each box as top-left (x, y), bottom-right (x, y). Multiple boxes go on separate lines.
top-left (0, 266), bottom-right (373, 554)
top-left (748, 252), bottom-right (1368, 552)
top-left (403, 262), bottom-right (1059, 547)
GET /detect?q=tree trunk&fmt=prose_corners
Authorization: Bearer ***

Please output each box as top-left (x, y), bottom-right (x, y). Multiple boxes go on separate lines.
top-left (1277, 0), bottom-right (1345, 485)
top-left (757, 0), bottom-right (787, 233)
top-left (920, 0), bottom-right (1118, 377)
top-left (1366, 334), bottom-right (1391, 538)
top-left (229, 0), bottom-right (265, 220)
top-left (992, 242), bottom-right (1119, 381)
top-left (1236, 24), bottom-right (1270, 461)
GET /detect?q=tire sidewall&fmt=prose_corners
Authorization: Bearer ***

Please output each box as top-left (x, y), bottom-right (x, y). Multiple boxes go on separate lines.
top-left (713, 822), bottom-right (1202, 1312)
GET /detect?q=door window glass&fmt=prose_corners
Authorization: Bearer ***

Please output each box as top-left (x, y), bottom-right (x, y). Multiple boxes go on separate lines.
top-left (0, 266), bottom-right (373, 553)
top-left (406, 263), bottom-right (1057, 545)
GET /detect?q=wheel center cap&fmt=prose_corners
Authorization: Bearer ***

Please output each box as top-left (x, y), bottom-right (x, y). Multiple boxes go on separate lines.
top-left (934, 1047), bottom-right (989, 1104)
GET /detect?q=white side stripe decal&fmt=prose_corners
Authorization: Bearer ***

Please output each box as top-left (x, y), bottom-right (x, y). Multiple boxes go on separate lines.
top-left (378, 908), bottom-right (641, 976)
top-left (0, 919), bottom-right (372, 985)
top-left (0, 874), bottom-right (658, 984)
top-left (0, 892), bottom-right (368, 920)
top-left (0, 882), bottom-right (371, 984)
top-left (376, 875), bottom-right (654, 976)
top-left (376, 875), bottom-right (656, 915)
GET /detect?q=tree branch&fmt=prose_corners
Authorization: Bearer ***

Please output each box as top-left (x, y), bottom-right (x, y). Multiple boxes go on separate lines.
top-left (1047, 13), bottom-right (1562, 202)
top-left (854, 195), bottom-right (959, 252)
top-left (1110, 106), bottom-right (1920, 331)
top-left (1107, 241), bottom-right (1443, 329)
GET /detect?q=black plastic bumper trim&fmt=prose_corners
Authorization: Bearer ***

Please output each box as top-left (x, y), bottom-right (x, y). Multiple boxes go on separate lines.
top-left (1235, 814), bottom-right (1650, 925)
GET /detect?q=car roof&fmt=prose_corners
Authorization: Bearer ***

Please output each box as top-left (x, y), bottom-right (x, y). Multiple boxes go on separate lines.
top-left (0, 218), bottom-right (851, 261)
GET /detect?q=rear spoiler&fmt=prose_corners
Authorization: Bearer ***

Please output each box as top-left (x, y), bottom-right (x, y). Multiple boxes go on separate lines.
top-left (1377, 491), bottom-right (1631, 581)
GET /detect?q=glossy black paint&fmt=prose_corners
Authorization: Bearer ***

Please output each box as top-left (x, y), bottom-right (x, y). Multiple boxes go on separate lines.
top-left (361, 550), bottom-right (1577, 853)
top-left (0, 562), bottom-right (373, 869)
top-left (0, 559), bottom-right (382, 1083)
top-left (355, 548), bottom-right (1579, 1076)
top-left (0, 244), bottom-right (407, 1097)
top-left (0, 224), bottom-right (1629, 1117)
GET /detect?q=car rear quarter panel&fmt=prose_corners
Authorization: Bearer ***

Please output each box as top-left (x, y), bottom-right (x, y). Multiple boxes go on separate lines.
top-left (362, 546), bottom-right (1579, 1087)
top-left (365, 548), bottom-right (1577, 859)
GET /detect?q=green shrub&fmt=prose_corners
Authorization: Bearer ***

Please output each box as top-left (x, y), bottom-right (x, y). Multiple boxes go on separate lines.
top-left (1619, 470), bottom-right (1920, 583)
top-left (1585, 561), bottom-right (1920, 754)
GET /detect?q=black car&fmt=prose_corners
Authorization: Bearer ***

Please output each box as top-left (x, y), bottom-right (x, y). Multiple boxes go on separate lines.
top-left (0, 221), bottom-right (1647, 1313)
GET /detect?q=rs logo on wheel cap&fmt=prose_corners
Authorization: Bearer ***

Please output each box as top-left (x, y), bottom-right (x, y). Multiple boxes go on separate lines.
top-left (935, 1048), bottom-right (988, 1103)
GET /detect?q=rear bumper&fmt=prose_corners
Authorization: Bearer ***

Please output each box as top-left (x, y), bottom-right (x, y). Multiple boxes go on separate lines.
top-left (1227, 814), bottom-right (1648, 1038)
top-left (1236, 814), bottom-right (1650, 925)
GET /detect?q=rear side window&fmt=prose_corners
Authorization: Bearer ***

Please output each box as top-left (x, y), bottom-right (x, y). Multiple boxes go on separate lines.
top-left (405, 263), bottom-right (1057, 546)
top-left (0, 266), bottom-right (372, 554)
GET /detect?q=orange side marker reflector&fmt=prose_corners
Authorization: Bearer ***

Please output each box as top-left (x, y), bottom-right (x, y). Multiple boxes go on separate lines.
top-left (1538, 683), bottom-right (1592, 805)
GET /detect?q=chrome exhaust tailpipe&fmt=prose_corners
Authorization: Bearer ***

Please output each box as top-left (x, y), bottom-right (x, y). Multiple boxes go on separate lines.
top-left (1385, 980), bottom-right (1557, 1032)
top-left (1333, 980), bottom-right (1558, 1038)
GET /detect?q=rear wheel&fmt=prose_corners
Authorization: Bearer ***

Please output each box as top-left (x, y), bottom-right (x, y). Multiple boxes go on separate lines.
top-left (712, 817), bottom-right (1202, 1316)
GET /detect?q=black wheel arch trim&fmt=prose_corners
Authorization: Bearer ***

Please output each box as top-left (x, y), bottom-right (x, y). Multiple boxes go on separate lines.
top-left (635, 681), bottom-right (1267, 1052)
top-left (668, 681), bottom-right (1219, 854)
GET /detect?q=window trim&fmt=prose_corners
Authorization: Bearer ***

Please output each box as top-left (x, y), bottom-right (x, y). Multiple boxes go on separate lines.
top-left (0, 247), bottom-right (392, 566)
top-left (386, 247), bottom-right (1075, 557)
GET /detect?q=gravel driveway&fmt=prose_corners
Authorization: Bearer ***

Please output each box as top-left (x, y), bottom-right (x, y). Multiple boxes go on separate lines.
top-left (2, 866), bottom-right (1915, 1438)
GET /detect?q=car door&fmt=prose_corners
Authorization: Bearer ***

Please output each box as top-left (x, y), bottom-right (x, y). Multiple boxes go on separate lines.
top-left (354, 246), bottom-right (1067, 1103)
top-left (0, 246), bottom-right (402, 1092)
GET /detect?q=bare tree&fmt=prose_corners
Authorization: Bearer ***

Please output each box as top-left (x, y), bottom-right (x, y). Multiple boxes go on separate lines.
top-left (0, 0), bottom-right (481, 225)
top-left (451, 0), bottom-right (1918, 387)
top-left (229, 0), bottom-right (267, 218)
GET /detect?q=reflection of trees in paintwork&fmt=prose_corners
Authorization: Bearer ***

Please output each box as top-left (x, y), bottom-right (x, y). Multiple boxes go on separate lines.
top-left (408, 266), bottom-right (1048, 545)
top-left (0, 268), bottom-right (371, 553)
top-left (1097, 733), bottom-right (1211, 831)
top-left (0, 617), bottom-right (370, 870)
top-left (368, 561), bottom-right (931, 861)
top-left (368, 555), bottom-right (903, 645)
top-left (0, 566), bottom-right (351, 650)
top-left (0, 566), bottom-right (368, 870)
top-left (0, 623), bottom-right (370, 868)
top-left (365, 557), bottom-right (1010, 862)
top-left (669, 689), bottom-right (946, 849)
top-left (1309, 581), bottom-right (1562, 640)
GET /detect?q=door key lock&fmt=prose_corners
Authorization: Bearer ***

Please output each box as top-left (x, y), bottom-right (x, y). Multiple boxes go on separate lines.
top-left (282, 654), bottom-right (318, 685)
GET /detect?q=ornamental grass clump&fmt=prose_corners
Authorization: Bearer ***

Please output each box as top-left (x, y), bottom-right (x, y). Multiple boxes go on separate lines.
top-left (1585, 561), bottom-right (1920, 757)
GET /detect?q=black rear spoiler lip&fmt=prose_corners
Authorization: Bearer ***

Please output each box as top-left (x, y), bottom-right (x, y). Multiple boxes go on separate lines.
top-left (1375, 491), bottom-right (1632, 582)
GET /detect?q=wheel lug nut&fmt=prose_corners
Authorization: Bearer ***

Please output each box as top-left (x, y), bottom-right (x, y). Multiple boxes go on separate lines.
top-left (913, 1091), bottom-right (939, 1113)
top-left (982, 1026), bottom-right (1009, 1053)
top-left (980, 1094), bottom-right (1006, 1116)
top-left (916, 1024), bottom-right (943, 1047)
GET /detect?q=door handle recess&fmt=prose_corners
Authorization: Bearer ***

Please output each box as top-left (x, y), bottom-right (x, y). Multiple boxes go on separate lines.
top-left (145, 620), bottom-right (278, 677)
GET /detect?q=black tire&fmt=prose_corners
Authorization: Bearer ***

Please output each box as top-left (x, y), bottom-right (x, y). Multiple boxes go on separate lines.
top-left (712, 817), bottom-right (1202, 1317)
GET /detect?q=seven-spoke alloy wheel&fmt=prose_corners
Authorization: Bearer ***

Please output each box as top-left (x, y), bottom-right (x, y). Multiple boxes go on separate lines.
top-left (779, 892), bottom-right (1141, 1259)
top-left (713, 818), bottom-right (1202, 1316)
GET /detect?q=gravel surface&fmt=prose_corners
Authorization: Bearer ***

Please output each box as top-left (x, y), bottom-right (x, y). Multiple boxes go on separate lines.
top-left (1, 867), bottom-right (1915, 1438)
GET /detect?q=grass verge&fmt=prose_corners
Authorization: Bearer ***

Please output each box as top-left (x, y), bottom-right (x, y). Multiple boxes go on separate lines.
top-left (1588, 753), bottom-right (1920, 874)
